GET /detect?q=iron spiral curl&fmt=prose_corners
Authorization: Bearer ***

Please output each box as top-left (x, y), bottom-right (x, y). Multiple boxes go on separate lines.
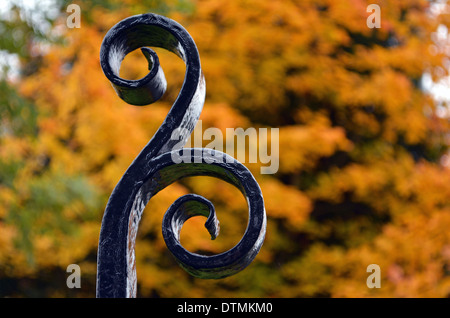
top-left (96, 13), bottom-right (266, 298)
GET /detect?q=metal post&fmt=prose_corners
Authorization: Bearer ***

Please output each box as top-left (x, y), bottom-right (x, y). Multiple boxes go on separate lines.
top-left (96, 13), bottom-right (266, 298)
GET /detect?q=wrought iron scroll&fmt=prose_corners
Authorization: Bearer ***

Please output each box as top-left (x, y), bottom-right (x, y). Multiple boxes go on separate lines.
top-left (96, 13), bottom-right (266, 298)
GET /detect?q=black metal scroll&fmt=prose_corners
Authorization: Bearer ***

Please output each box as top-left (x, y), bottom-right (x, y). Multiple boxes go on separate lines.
top-left (96, 13), bottom-right (266, 298)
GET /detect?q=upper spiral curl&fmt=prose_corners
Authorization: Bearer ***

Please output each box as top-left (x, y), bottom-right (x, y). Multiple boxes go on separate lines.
top-left (96, 13), bottom-right (266, 298)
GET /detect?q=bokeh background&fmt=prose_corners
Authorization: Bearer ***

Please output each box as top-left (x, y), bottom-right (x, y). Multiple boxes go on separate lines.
top-left (1, 0), bottom-right (450, 298)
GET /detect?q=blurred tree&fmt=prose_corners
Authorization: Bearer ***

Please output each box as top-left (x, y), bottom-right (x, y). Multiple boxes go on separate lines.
top-left (1, 0), bottom-right (450, 297)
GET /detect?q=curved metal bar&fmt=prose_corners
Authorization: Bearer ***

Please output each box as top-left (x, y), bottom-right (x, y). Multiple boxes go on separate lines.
top-left (96, 13), bottom-right (266, 298)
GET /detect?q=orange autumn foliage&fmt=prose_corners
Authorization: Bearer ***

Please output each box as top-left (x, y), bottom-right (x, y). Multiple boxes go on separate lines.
top-left (1, 0), bottom-right (450, 297)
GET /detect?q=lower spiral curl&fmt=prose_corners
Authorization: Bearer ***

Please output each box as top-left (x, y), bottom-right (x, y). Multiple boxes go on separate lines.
top-left (96, 13), bottom-right (266, 298)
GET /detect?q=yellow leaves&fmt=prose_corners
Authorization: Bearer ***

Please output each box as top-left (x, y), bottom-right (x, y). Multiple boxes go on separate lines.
top-left (278, 116), bottom-right (352, 174)
top-left (134, 240), bottom-right (177, 296)
top-left (32, 222), bottom-right (100, 270)
top-left (0, 222), bottom-right (18, 266)
top-left (198, 102), bottom-right (249, 132)
top-left (366, 209), bottom-right (450, 297)
top-left (302, 158), bottom-right (450, 297)
top-left (328, 0), bottom-right (369, 32)
top-left (310, 150), bottom-right (415, 205)
top-left (0, 136), bottom-right (29, 160)
top-left (409, 162), bottom-right (450, 214)
top-left (139, 182), bottom-right (188, 237)
top-left (2, 0), bottom-right (449, 298)
top-left (292, 206), bottom-right (450, 297)
top-left (260, 178), bottom-right (311, 231)
top-left (340, 41), bottom-right (426, 79)
top-left (119, 49), bottom-right (152, 81)
top-left (280, 243), bottom-right (346, 297)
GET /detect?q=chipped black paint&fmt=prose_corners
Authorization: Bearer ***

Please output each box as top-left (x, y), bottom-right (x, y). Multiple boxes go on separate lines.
top-left (96, 13), bottom-right (266, 298)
